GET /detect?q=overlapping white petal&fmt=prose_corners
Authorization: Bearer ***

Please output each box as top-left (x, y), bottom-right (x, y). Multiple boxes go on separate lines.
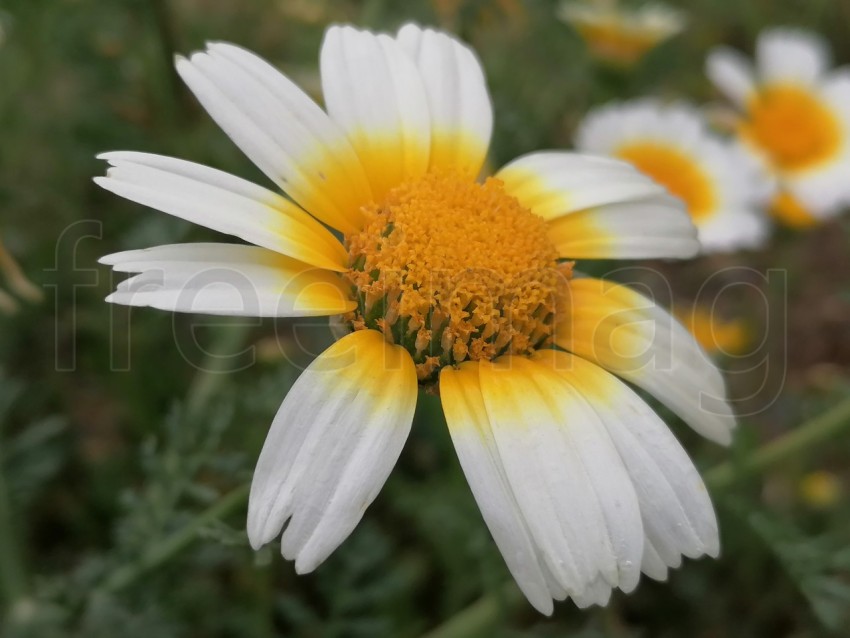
top-left (397, 23), bottom-right (493, 176)
top-left (247, 330), bottom-right (417, 574)
top-left (440, 363), bottom-right (554, 615)
top-left (497, 151), bottom-right (667, 222)
top-left (478, 357), bottom-right (643, 600)
top-left (95, 152), bottom-right (348, 271)
top-left (554, 277), bottom-right (737, 445)
top-left (442, 352), bottom-right (719, 612)
top-left (175, 42), bottom-right (372, 234)
top-left (100, 243), bottom-right (355, 317)
top-left (536, 351), bottom-right (719, 578)
top-left (320, 26), bottom-right (431, 200)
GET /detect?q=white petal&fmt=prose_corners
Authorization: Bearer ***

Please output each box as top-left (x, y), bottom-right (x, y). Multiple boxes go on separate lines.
top-left (546, 193), bottom-right (699, 260)
top-left (396, 23), bottom-right (493, 176)
top-left (698, 208), bottom-right (770, 252)
top-left (784, 158), bottom-right (850, 219)
top-left (95, 152), bottom-right (348, 272)
top-left (706, 47), bottom-right (756, 108)
top-left (554, 277), bottom-right (737, 444)
top-left (757, 28), bottom-right (830, 86)
top-left (479, 356), bottom-right (644, 599)
top-left (496, 151), bottom-right (667, 222)
top-left (641, 538), bottom-right (670, 581)
top-left (175, 43), bottom-right (372, 233)
top-left (539, 351), bottom-right (719, 574)
top-left (320, 26), bottom-right (431, 200)
top-left (100, 243), bottom-right (355, 317)
top-left (440, 363), bottom-right (554, 615)
top-left (247, 330), bottom-right (417, 573)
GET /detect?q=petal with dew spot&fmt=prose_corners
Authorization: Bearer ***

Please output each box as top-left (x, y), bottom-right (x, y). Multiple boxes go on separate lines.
top-left (545, 193), bottom-right (699, 260)
top-left (320, 26), bottom-right (431, 201)
top-left (247, 330), bottom-right (417, 573)
top-left (535, 350), bottom-right (720, 581)
top-left (100, 243), bottom-right (355, 318)
top-left (478, 356), bottom-right (643, 599)
top-left (396, 23), bottom-right (493, 177)
top-left (175, 44), bottom-right (372, 234)
top-left (553, 277), bottom-right (737, 444)
top-left (526, 352), bottom-right (645, 594)
top-left (497, 151), bottom-right (667, 222)
top-left (440, 363), bottom-right (554, 615)
top-left (706, 47), bottom-right (756, 108)
top-left (95, 152), bottom-right (348, 272)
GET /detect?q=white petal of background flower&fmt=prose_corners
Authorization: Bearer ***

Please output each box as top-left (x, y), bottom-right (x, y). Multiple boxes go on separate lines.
top-left (756, 28), bottom-right (830, 85)
top-left (706, 46), bottom-right (756, 108)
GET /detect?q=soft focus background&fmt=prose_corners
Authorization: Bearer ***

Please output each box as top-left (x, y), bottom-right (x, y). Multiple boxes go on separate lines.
top-left (2, 0), bottom-right (850, 636)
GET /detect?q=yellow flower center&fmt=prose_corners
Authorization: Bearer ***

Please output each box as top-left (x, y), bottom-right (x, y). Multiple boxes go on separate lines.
top-left (344, 171), bottom-right (571, 384)
top-left (616, 142), bottom-right (716, 222)
top-left (575, 22), bottom-right (666, 66)
top-left (769, 191), bottom-right (818, 228)
top-left (740, 84), bottom-right (841, 172)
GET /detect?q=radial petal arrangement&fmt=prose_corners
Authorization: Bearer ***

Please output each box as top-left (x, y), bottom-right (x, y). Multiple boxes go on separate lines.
top-left (97, 22), bottom-right (735, 614)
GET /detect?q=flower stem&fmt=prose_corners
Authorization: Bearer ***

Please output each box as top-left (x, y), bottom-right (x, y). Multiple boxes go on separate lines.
top-left (0, 463), bottom-right (28, 612)
top-left (703, 395), bottom-right (850, 490)
top-left (0, 236), bottom-right (42, 304)
top-left (421, 395), bottom-right (850, 638)
top-left (96, 483), bottom-right (249, 595)
top-left (90, 395), bottom-right (850, 614)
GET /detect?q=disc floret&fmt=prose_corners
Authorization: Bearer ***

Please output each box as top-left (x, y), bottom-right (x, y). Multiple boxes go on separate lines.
top-left (344, 171), bottom-right (572, 385)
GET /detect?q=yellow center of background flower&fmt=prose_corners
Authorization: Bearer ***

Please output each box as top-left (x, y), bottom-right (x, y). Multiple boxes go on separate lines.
top-left (740, 84), bottom-right (841, 172)
top-left (344, 171), bottom-right (571, 384)
top-left (574, 21), bottom-right (665, 66)
top-left (616, 142), bottom-right (716, 222)
top-left (769, 191), bottom-right (819, 228)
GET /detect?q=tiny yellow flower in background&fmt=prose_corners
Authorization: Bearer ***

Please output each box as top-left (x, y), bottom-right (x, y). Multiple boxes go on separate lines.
top-left (799, 471), bottom-right (842, 509)
top-left (707, 28), bottom-right (850, 226)
top-left (558, 0), bottom-right (685, 67)
top-left (97, 24), bottom-right (736, 614)
top-left (674, 304), bottom-right (751, 356)
top-left (576, 99), bottom-right (774, 253)
top-left (0, 234), bottom-right (43, 315)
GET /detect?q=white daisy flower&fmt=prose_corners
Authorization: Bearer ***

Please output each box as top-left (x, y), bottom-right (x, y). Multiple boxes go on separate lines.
top-left (575, 99), bottom-right (773, 253)
top-left (97, 24), bottom-right (734, 614)
top-left (558, 0), bottom-right (685, 66)
top-left (707, 27), bottom-right (850, 225)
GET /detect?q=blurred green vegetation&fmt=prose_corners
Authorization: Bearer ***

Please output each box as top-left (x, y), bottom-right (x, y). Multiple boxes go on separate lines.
top-left (1, 0), bottom-right (850, 636)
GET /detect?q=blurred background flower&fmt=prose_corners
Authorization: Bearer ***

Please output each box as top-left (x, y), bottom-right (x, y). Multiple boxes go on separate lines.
top-left (558, 0), bottom-right (685, 67)
top-left (707, 28), bottom-right (850, 227)
top-left (575, 99), bottom-right (773, 252)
